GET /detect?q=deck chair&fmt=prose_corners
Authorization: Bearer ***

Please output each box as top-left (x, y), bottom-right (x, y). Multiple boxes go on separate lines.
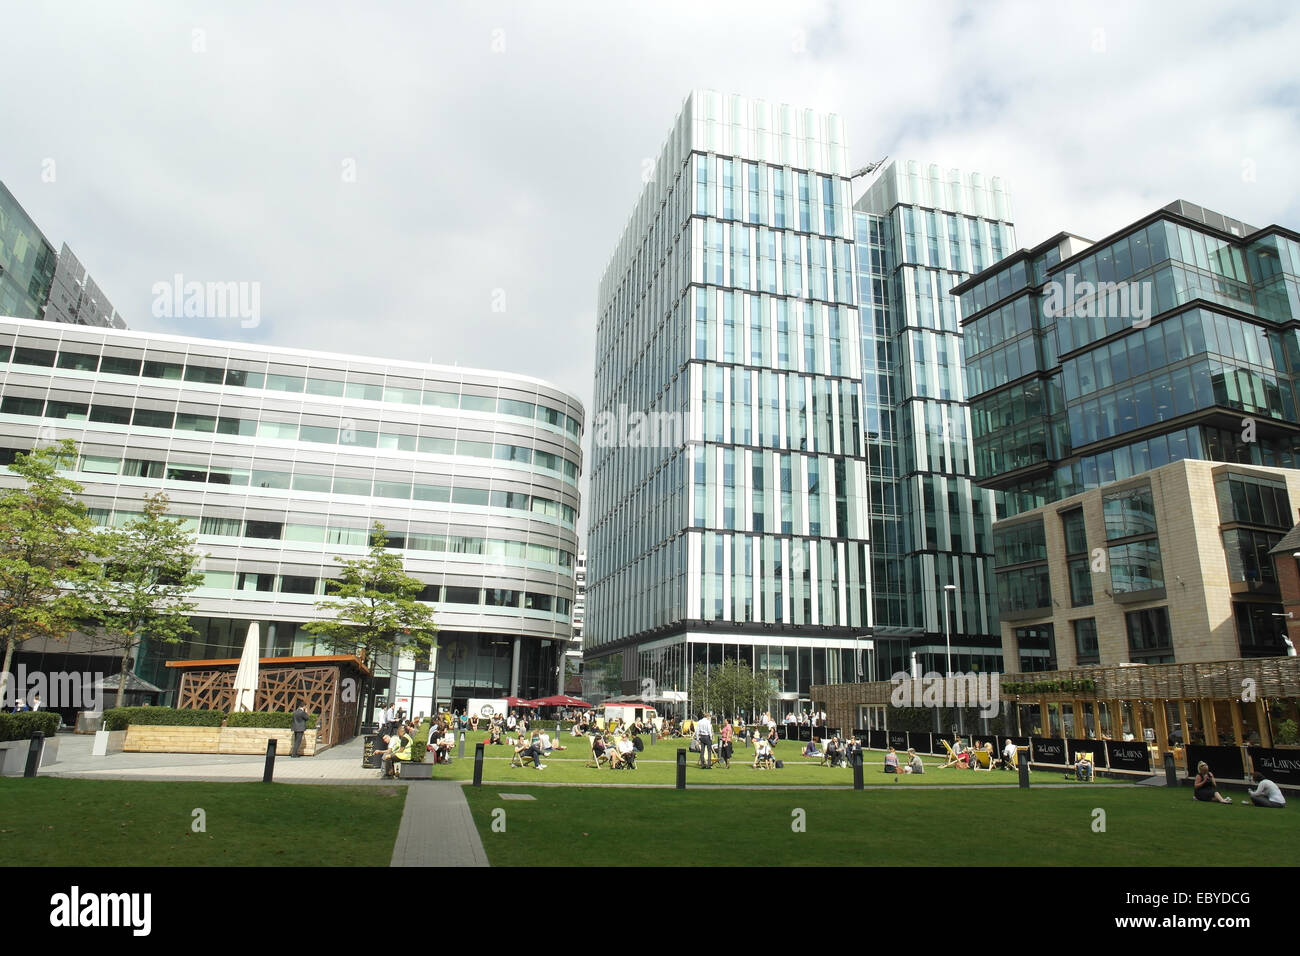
top-left (939, 740), bottom-right (969, 768)
top-left (1073, 752), bottom-right (1095, 782)
top-left (973, 750), bottom-right (994, 771)
top-left (586, 736), bottom-right (611, 769)
top-left (510, 743), bottom-right (538, 768)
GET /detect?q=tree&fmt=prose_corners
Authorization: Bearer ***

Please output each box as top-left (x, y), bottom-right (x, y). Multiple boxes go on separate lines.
top-left (81, 492), bottom-right (204, 709)
top-left (688, 659), bottom-right (776, 720)
top-left (0, 440), bottom-right (99, 707)
top-left (302, 522), bottom-right (438, 671)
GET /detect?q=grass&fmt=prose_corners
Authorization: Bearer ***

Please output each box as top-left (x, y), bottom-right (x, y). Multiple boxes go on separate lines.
top-left (426, 736), bottom-right (1128, 786)
top-left (0, 778), bottom-right (406, 866)
top-left (463, 785), bottom-right (1299, 867)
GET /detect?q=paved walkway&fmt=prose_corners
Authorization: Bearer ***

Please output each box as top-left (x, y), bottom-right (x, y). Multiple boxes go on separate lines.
top-left (40, 732), bottom-right (489, 867)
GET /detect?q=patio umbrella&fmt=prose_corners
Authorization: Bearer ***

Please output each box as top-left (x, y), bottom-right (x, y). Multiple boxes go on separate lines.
top-left (231, 623), bottom-right (260, 713)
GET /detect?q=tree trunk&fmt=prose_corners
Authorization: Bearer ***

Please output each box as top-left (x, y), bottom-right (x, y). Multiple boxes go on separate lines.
top-left (114, 630), bottom-right (135, 710)
top-left (0, 623), bottom-right (17, 708)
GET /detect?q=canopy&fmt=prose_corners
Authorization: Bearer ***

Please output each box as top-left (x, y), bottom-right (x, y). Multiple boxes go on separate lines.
top-left (535, 694), bottom-right (592, 708)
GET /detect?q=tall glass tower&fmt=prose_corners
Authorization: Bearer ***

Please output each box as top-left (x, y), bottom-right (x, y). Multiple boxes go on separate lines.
top-left (587, 91), bottom-right (871, 712)
top-left (854, 161), bottom-right (1013, 679)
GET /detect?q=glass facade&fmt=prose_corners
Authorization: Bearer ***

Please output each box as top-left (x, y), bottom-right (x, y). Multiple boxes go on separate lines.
top-left (958, 200), bottom-right (1300, 520)
top-left (588, 92), bottom-right (870, 709)
top-left (0, 315), bottom-right (584, 711)
top-left (0, 183), bottom-right (57, 322)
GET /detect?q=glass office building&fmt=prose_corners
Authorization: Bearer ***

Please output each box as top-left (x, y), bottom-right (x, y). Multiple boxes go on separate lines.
top-left (587, 91), bottom-right (872, 713)
top-left (853, 161), bottom-right (1013, 679)
top-left (0, 181), bottom-right (127, 329)
top-left (958, 199), bottom-right (1300, 519)
top-left (0, 315), bottom-right (583, 715)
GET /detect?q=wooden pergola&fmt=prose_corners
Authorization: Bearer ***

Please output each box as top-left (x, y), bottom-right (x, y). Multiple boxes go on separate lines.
top-left (166, 655), bottom-right (371, 748)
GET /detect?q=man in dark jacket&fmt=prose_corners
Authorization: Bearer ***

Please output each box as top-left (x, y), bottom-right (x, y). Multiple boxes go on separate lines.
top-left (291, 702), bottom-right (309, 757)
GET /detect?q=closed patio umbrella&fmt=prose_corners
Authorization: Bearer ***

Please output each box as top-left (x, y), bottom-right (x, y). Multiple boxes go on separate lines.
top-left (231, 623), bottom-right (260, 713)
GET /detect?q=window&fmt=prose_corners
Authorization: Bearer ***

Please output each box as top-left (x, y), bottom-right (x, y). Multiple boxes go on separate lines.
top-left (244, 520), bottom-right (283, 540)
top-left (100, 356), bottom-right (142, 376)
top-left (0, 396), bottom-right (43, 416)
top-left (1103, 485), bottom-right (1156, 540)
top-left (79, 455), bottom-right (121, 475)
top-left (1126, 606), bottom-right (1174, 662)
top-left (443, 586), bottom-right (480, 604)
top-left (133, 408), bottom-right (175, 429)
top-left (89, 404), bottom-right (130, 425)
top-left (279, 575), bottom-right (317, 595)
top-left (183, 364), bottom-right (225, 384)
top-left (142, 360), bottom-right (183, 380)
top-left (12, 346), bottom-right (56, 367)
top-left (57, 352), bottom-right (99, 372)
top-left (1073, 618), bottom-right (1099, 664)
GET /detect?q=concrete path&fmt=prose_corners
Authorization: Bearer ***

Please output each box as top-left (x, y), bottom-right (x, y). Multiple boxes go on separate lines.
top-left (390, 780), bottom-right (488, 867)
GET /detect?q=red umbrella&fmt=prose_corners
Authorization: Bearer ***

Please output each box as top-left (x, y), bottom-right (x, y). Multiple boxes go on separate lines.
top-left (504, 696), bottom-right (542, 708)
top-left (536, 694), bottom-right (592, 708)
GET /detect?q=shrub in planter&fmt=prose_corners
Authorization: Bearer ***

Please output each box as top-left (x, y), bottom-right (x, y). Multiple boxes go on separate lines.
top-left (0, 711), bottom-right (61, 741)
top-left (226, 711), bottom-right (318, 729)
top-left (409, 719), bottom-right (432, 763)
top-left (1274, 719), bottom-right (1299, 746)
top-left (101, 707), bottom-right (225, 731)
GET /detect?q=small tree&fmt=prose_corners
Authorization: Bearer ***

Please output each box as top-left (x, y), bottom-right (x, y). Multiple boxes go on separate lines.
top-left (82, 492), bottom-right (204, 709)
top-left (689, 660), bottom-right (776, 720)
top-left (0, 440), bottom-right (98, 707)
top-left (303, 521), bottom-right (438, 672)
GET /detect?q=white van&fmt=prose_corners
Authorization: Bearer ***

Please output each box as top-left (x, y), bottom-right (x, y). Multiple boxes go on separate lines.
top-left (598, 702), bottom-right (658, 725)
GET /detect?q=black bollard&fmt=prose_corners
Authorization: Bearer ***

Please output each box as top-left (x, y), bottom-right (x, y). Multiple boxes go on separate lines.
top-left (23, 732), bottom-right (44, 778)
top-left (262, 738), bottom-right (277, 783)
top-left (1018, 747), bottom-right (1030, 789)
top-left (458, 731), bottom-right (465, 760)
top-left (1163, 751), bottom-right (1178, 787)
top-left (676, 748), bottom-right (687, 790)
top-left (852, 749), bottom-right (863, 791)
top-left (473, 742), bottom-right (484, 787)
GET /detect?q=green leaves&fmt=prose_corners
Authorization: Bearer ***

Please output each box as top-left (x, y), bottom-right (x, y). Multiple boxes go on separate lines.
top-left (688, 660), bottom-right (777, 719)
top-left (302, 521), bottom-right (438, 668)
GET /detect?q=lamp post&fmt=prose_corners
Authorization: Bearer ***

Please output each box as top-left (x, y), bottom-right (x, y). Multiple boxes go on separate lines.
top-left (943, 583), bottom-right (957, 735)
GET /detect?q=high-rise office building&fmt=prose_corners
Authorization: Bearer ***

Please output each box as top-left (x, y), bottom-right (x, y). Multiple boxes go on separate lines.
top-left (853, 161), bottom-right (1014, 679)
top-left (957, 200), bottom-right (1300, 669)
top-left (0, 315), bottom-right (583, 720)
top-left (0, 181), bottom-right (126, 329)
top-left (587, 91), bottom-right (871, 711)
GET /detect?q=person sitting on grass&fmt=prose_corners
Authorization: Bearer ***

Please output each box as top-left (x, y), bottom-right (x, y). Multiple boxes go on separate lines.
top-left (1243, 771), bottom-right (1286, 808)
top-left (488, 724), bottom-right (504, 746)
top-left (904, 748), bottom-right (924, 774)
top-left (884, 746), bottom-right (901, 774)
top-left (1193, 761), bottom-right (1231, 803)
top-left (803, 737), bottom-right (823, 758)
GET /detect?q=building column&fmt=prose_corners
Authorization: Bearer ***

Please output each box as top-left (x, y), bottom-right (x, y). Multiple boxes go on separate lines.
top-left (1176, 699), bottom-right (1191, 745)
top-left (510, 637), bottom-right (521, 698)
top-left (1201, 698), bottom-right (1218, 746)
top-left (1152, 699), bottom-right (1170, 757)
top-left (1091, 700), bottom-right (1105, 740)
top-left (1229, 698), bottom-right (1244, 745)
top-left (1253, 698), bottom-right (1272, 747)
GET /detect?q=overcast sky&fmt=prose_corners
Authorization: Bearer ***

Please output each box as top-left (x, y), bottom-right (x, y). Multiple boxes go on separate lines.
top-left (4, 0), bottom-right (1299, 444)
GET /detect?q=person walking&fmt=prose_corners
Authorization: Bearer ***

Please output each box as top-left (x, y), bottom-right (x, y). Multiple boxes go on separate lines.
top-left (697, 712), bottom-right (714, 769)
top-left (291, 701), bottom-right (309, 757)
top-left (719, 718), bottom-right (733, 768)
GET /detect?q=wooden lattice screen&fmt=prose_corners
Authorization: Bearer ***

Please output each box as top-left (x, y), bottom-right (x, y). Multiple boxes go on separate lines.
top-left (177, 663), bottom-right (357, 748)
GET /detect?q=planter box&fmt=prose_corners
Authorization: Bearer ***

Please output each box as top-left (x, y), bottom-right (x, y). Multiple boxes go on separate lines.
top-left (122, 725), bottom-right (321, 756)
top-left (0, 736), bottom-right (59, 776)
top-left (399, 762), bottom-right (433, 779)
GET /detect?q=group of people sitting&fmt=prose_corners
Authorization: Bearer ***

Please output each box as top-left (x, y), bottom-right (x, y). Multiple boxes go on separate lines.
top-left (938, 736), bottom-right (1020, 771)
top-left (1194, 762), bottom-right (1287, 808)
top-left (589, 731), bottom-right (643, 770)
top-left (374, 720), bottom-right (421, 777)
top-left (802, 734), bottom-right (861, 768)
top-left (509, 729), bottom-right (567, 770)
top-left (883, 746), bottom-right (926, 775)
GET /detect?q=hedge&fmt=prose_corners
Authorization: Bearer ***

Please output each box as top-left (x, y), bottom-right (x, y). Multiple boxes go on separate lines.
top-left (101, 708), bottom-right (318, 731)
top-left (0, 711), bottom-right (61, 741)
top-left (226, 711), bottom-right (318, 730)
top-left (410, 719), bottom-right (432, 763)
top-left (1003, 678), bottom-right (1097, 695)
top-left (101, 707), bottom-right (225, 731)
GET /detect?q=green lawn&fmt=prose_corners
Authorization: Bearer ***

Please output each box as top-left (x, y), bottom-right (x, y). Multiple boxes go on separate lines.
top-left (427, 737), bottom-right (1127, 786)
top-left (0, 779), bottom-right (406, 866)
top-left (463, 785), bottom-right (1297, 866)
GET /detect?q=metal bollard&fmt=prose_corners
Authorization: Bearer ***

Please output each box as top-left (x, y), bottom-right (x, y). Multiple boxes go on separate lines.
top-left (262, 738), bottom-right (277, 783)
top-left (852, 749), bottom-right (863, 791)
top-left (1018, 747), bottom-right (1030, 789)
top-left (458, 731), bottom-right (465, 759)
top-left (676, 748), bottom-right (686, 790)
top-left (473, 742), bottom-right (485, 787)
top-left (24, 732), bottom-right (44, 778)
top-left (1163, 751), bottom-right (1178, 787)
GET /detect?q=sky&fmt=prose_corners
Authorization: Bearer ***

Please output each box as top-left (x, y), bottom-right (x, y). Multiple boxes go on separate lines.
top-left (4, 0), bottom-right (1300, 510)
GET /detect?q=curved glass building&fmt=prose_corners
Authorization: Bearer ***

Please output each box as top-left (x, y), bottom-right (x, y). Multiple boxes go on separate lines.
top-left (0, 315), bottom-right (584, 715)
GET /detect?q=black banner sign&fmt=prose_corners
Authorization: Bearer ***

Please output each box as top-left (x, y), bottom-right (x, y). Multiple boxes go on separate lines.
top-left (868, 729), bottom-right (887, 751)
top-left (1104, 740), bottom-right (1151, 773)
top-left (1185, 744), bottom-right (1244, 780)
top-left (1246, 747), bottom-right (1300, 786)
top-left (887, 730), bottom-right (908, 751)
top-left (1066, 738), bottom-right (1102, 765)
top-left (362, 734), bottom-right (384, 769)
top-left (1031, 737), bottom-right (1067, 764)
top-left (909, 732), bottom-right (935, 755)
